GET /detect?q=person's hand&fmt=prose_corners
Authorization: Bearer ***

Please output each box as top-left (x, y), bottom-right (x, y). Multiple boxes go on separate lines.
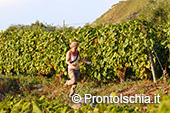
top-left (87, 62), bottom-right (92, 65)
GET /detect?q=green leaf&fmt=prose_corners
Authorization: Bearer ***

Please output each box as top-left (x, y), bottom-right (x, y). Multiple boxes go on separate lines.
top-left (32, 101), bottom-right (42, 113)
top-left (111, 92), bottom-right (116, 97)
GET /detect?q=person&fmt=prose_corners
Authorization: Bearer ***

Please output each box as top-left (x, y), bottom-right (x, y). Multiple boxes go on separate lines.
top-left (65, 42), bottom-right (92, 97)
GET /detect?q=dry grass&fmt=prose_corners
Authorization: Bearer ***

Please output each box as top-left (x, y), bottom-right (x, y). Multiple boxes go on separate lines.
top-left (93, 0), bottom-right (147, 25)
top-left (1, 74), bottom-right (170, 108)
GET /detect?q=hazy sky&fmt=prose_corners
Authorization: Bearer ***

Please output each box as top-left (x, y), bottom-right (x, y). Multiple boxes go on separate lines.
top-left (0, 0), bottom-right (122, 31)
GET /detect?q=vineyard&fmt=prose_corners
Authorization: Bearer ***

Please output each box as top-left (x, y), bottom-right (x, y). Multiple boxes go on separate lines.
top-left (0, 19), bottom-right (170, 112)
top-left (0, 19), bottom-right (170, 81)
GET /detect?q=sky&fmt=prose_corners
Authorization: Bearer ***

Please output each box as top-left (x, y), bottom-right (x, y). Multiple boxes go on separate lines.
top-left (0, 0), bottom-right (122, 31)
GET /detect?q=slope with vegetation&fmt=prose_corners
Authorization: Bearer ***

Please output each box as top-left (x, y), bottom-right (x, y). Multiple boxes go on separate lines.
top-left (93, 0), bottom-right (170, 25)
top-left (93, 0), bottom-right (146, 24)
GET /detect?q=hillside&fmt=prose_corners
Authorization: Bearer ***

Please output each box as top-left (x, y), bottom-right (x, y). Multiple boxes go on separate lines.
top-left (93, 0), bottom-right (147, 24)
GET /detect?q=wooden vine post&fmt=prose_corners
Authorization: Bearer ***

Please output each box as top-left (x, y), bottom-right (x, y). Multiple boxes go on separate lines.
top-left (148, 50), bottom-right (157, 83)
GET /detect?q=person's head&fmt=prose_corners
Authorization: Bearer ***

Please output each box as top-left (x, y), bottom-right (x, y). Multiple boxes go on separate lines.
top-left (70, 42), bottom-right (78, 52)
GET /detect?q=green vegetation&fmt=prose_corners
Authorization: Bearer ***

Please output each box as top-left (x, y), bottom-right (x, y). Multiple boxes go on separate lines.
top-left (1, 0), bottom-right (170, 111)
top-left (93, 0), bottom-right (170, 26)
top-left (0, 19), bottom-right (169, 82)
top-left (0, 74), bottom-right (170, 112)
top-left (0, 18), bottom-right (170, 112)
top-left (141, 0), bottom-right (170, 25)
top-left (4, 20), bottom-right (71, 33)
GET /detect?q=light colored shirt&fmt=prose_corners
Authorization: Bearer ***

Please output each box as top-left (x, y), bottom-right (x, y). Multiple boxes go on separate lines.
top-left (67, 51), bottom-right (80, 70)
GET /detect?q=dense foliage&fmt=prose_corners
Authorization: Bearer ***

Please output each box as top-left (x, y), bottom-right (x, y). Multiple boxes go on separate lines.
top-left (0, 19), bottom-right (169, 82)
top-left (1, 91), bottom-right (170, 112)
top-left (141, 0), bottom-right (170, 25)
top-left (4, 20), bottom-right (70, 33)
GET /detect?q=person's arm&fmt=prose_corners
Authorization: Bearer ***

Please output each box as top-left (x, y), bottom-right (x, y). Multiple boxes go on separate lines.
top-left (79, 53), bottom-right (92, 65)
top-left (66, 51), bottom-right (75, 66)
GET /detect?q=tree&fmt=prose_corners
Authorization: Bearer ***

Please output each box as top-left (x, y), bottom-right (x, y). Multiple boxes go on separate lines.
top-left (141, 0), bottom-right (170, 25)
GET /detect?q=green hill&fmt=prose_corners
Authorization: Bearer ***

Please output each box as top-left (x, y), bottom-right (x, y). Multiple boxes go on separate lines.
top-left (93, 0), bottom-right (170, 25)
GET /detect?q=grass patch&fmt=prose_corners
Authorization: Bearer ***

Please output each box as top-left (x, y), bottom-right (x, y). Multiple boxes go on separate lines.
top-left (0, 74), bottom-right (170, 112)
